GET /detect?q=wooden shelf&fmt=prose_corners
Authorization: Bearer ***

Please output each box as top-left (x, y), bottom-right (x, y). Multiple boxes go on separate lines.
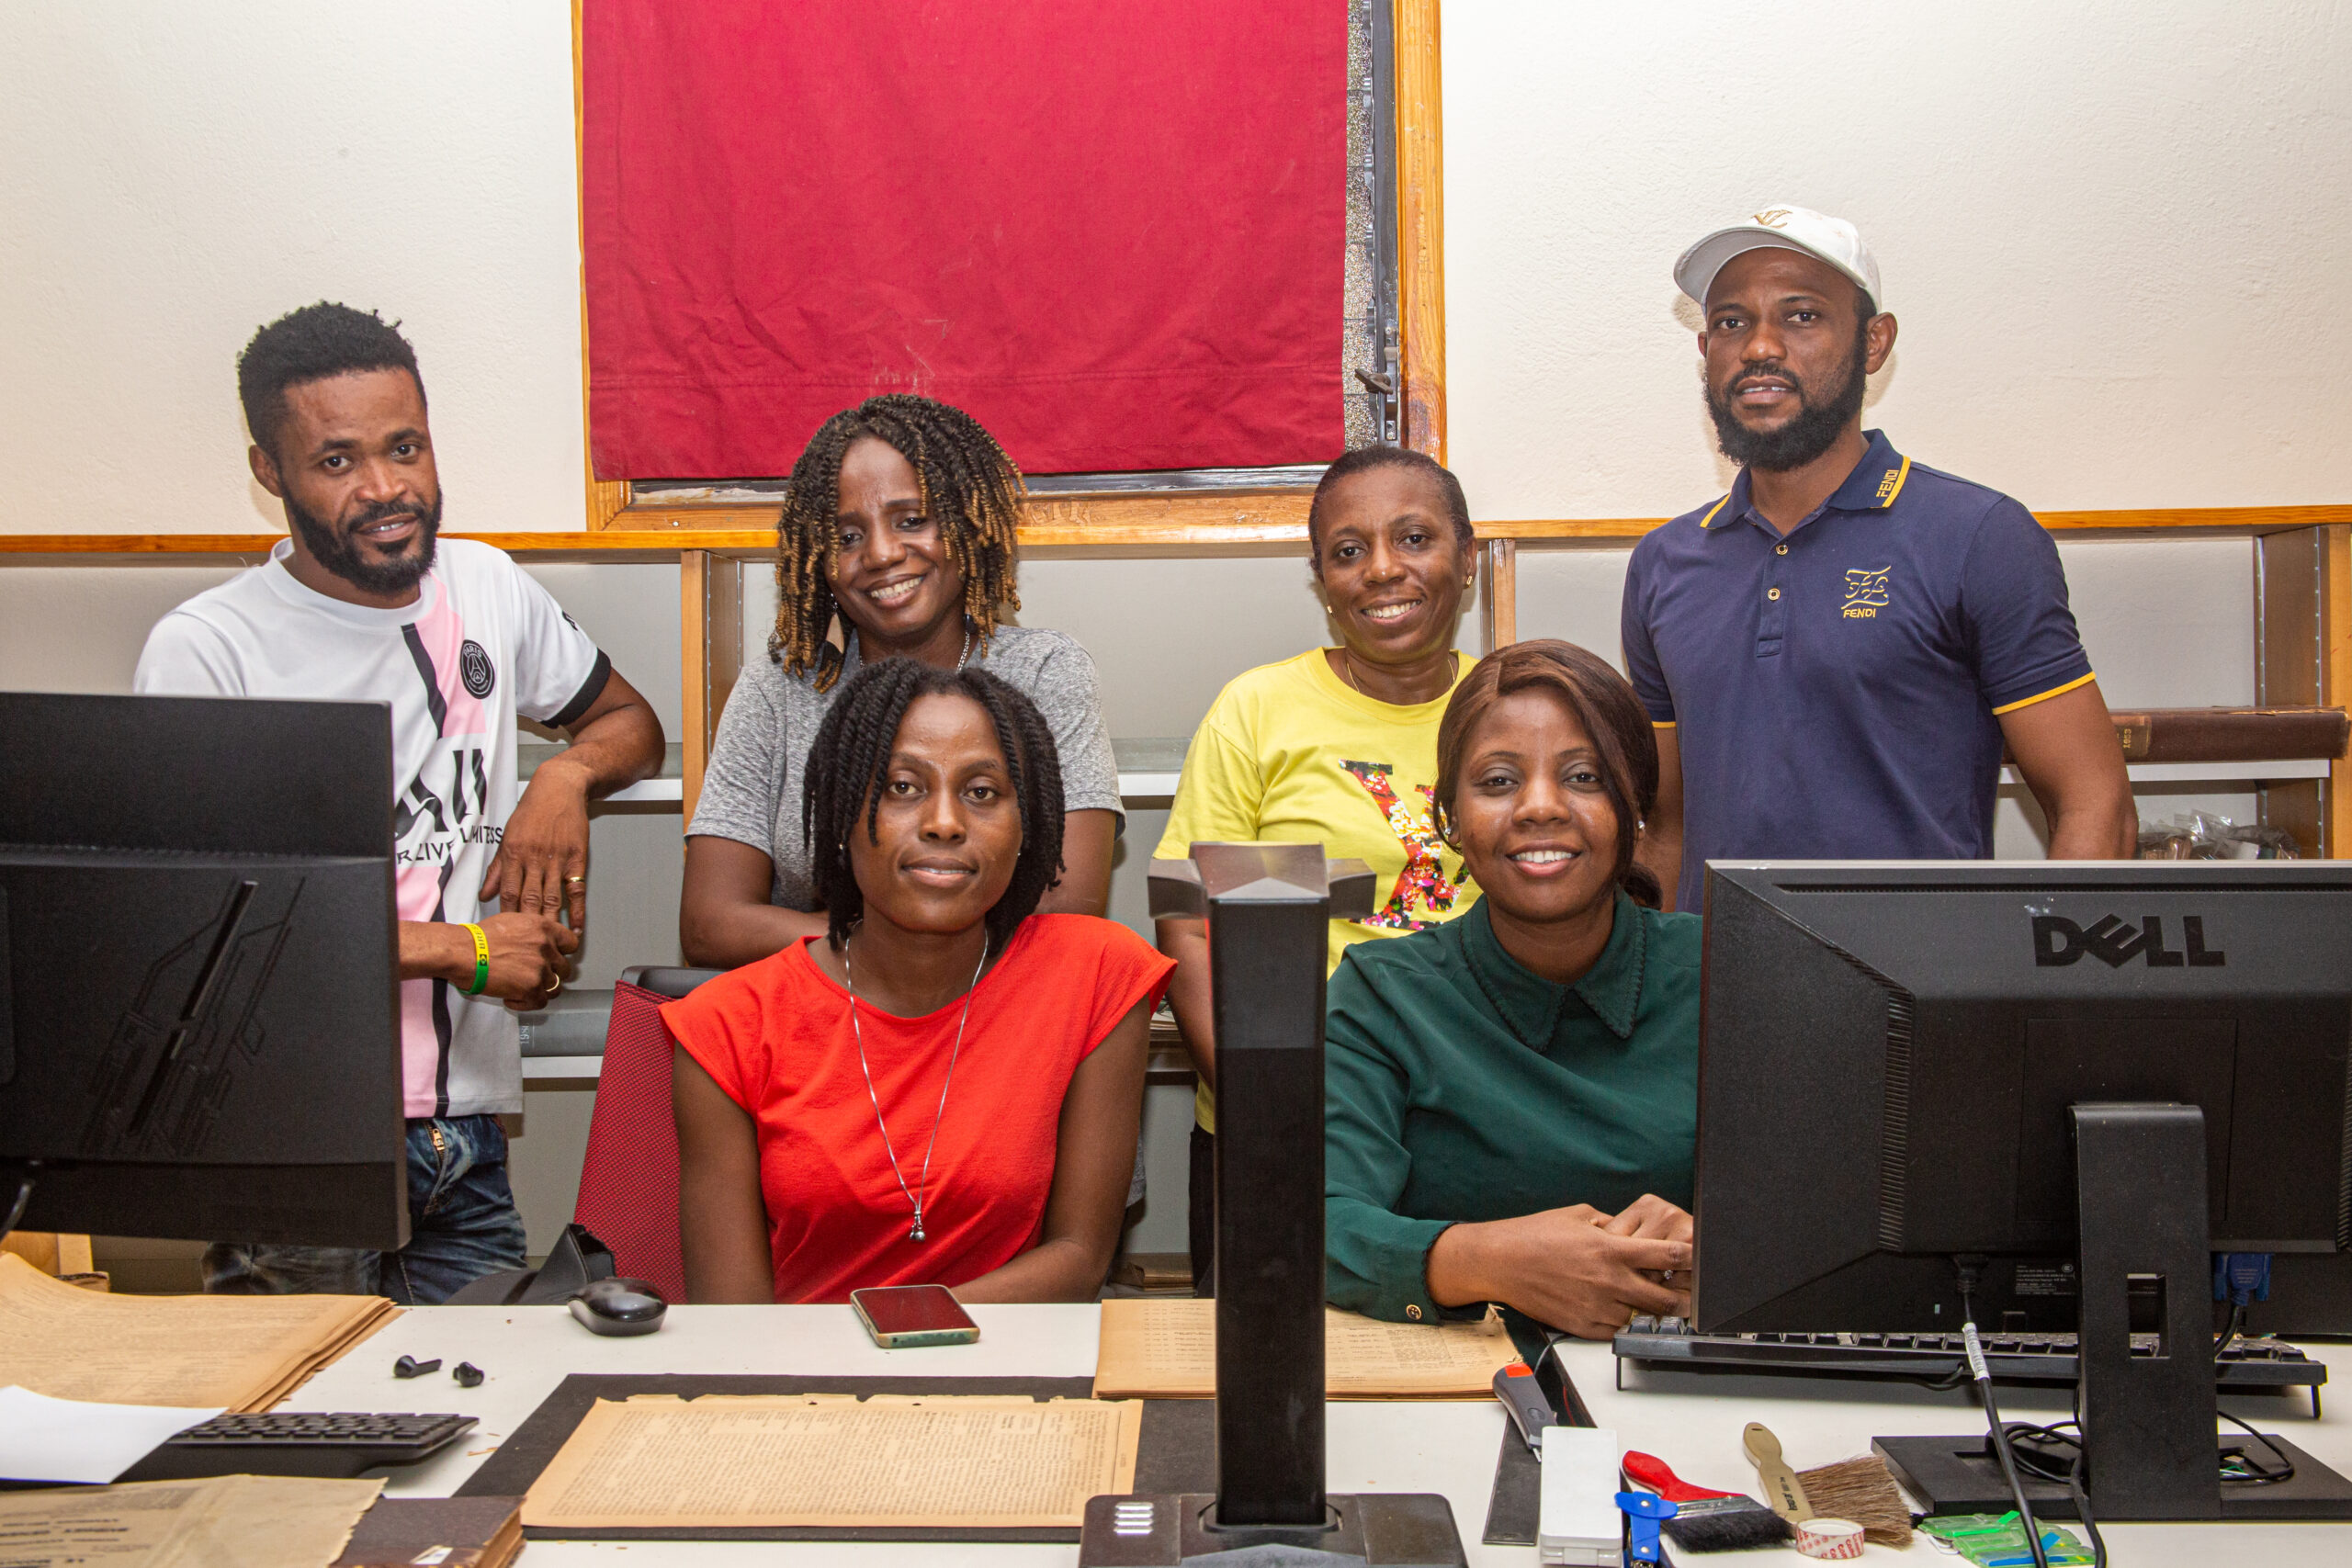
top-left (7, 503), bottom-right (2349, 562)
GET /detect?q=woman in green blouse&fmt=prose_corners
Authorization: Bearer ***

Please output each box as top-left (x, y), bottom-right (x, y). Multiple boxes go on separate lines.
top-left (1324, 638), bottom-right (1698, 1342)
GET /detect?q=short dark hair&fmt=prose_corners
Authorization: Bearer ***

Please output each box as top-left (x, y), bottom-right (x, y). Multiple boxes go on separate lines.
top-left (802, 658), bottom-right (1066, 950)
top-left (1306, 445), bottom-right (1475, 568)
top-left (772, 394), bottom-right (1025, 692)
top-left (237, 303), bottom-right (424, 457)
top-left (1431, 638), bottom-right (1663, 908)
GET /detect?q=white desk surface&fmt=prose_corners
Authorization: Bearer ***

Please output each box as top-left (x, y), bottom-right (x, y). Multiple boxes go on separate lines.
top-left (288, 1303), bottom-right (2352, 1566)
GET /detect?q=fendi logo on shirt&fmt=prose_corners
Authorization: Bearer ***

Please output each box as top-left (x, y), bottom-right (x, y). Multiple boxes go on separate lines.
top-left (1842, 566), bottom-right (1893, 619)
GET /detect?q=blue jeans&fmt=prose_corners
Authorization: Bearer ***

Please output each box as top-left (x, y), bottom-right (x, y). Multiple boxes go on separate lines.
top-left (203, 1114), bottom-right (527, 1304)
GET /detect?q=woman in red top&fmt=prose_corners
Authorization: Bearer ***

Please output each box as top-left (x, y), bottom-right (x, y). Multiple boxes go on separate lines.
top-left (665, 659), bottom-right (1173, 1303)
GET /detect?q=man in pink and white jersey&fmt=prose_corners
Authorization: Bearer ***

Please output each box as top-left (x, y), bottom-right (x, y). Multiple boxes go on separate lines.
top-left (136, 303), bottom-right (664, 1302)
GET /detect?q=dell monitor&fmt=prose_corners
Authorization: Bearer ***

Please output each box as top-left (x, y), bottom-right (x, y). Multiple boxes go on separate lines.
top-left (0, 691), bottom-right (406, 1250)
top-left (1693, 860), bottom-right (2352, 1522)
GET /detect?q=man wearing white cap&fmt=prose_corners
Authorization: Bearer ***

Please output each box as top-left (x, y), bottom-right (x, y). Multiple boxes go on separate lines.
top-left (1621, 207), bottom-right (2136, 912)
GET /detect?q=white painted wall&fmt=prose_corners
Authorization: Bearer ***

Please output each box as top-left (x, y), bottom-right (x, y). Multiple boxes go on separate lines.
top-left (1443, 0), bottom-right (2352, 520)
top-left (5, 2), bottom-right (2345, 1271)
top-left (0, 1), bottom-right (584, 536)
top-left (1443, 0), bottom-right (2340, 859)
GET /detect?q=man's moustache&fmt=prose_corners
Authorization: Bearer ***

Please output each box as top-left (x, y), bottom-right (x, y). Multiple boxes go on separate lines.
top-left (1728, 369), bottom-right (1804, 398)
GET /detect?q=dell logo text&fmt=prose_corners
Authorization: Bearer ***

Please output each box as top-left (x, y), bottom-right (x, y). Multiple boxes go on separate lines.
top-left (2032, 914), bottom-right (2225, 968)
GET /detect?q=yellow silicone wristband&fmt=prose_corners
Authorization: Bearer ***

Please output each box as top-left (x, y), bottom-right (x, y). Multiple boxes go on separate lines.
top-left (462, 923), bottom-right (491, 996)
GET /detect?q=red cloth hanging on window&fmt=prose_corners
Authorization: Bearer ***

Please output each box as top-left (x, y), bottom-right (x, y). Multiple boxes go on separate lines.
top-left (582, 1), bottom-right (1346, 479)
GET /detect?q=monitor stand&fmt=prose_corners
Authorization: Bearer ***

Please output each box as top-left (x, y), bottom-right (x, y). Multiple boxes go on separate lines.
top-left (1078, 848), bottom-right (1468, 1566)
top-left (1877, 1103), bottom-right (2352, 1522)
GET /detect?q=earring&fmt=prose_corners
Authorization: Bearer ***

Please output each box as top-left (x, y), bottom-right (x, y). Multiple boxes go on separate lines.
top-left (1636, 818), bottom-right (1647, 832)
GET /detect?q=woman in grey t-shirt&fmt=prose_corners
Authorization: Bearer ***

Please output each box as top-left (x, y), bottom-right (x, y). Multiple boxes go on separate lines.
top-left (682, 395), bottom-right (1121, 969)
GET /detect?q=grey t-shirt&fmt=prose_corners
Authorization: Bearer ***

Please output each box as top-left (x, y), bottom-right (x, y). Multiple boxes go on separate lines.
top-left (689, 625), bottom-right (1123, 908)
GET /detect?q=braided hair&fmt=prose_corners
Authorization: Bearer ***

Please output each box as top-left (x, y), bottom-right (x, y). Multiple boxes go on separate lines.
top-left (771, 394), bottom-right (1025, 692)
top-left (802, 658), bottom-right (1066, 950)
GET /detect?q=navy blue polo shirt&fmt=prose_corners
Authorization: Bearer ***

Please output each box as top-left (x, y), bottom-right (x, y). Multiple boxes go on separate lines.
top-left (1622, 431), bottom-right (2095, 913)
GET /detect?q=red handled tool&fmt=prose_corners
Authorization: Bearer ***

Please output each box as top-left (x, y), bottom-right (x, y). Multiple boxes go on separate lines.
top-left (1622, 1450), bottom-right (1794, 1552)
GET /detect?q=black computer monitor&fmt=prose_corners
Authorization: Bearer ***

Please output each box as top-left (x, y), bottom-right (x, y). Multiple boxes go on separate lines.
top-left (1692, 859), bottom-right (2352, 1521)
top-left (0, 691), bottom-right (406, 1250)
top-left (1694, 859), bottom-right (2351, 1336)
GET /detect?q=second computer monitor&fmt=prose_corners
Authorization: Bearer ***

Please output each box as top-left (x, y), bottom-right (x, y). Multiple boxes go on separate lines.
top-left (1692, 860), bottom-right (2352, 1335)
top-left (0, 691), bottom-right (406, 1250)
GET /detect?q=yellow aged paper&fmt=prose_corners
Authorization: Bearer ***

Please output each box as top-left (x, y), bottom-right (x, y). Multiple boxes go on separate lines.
top-left (1092, 1298), bottom-right (1514, 1399)
top-left (523, 1393), bottom-right (1142, 1530)
top-left (0, 1253), bottom-right (397, 1411)
top-left (0, 1473), bottom-right (381, 1568)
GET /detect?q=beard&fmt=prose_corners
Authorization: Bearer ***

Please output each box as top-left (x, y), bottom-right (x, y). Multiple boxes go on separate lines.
top-left (1705, 322), bottom-right (1871, 472)
top-left (286, 489), bottom-right (443, 596)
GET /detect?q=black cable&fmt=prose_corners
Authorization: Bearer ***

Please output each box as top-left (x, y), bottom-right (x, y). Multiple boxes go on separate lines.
top-left (2212, 1301), bottom-right (2245, 1363)
top-left (2216, 1409), bottom-right (2296, 1485)
top-left (1989, 1422), bottom-right (2104, 1568)
top-left (0, 1169), bottom-right (33, 1243)
top-left (2064, 1441), bottom-right (2108, 1568)
top-left (1955, 1258), bottom-right (2050, 1568)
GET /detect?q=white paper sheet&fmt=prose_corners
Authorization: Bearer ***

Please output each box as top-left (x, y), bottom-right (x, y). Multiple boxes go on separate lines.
top-left (0, 1385), bottom-right (223, 1483)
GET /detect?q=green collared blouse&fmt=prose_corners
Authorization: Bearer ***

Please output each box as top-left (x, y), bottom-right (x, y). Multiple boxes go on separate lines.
top-left (1324, 890), bottom-right (1702, 1329)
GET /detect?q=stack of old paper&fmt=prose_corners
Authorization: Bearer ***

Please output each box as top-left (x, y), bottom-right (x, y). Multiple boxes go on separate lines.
top-left (1093, 1297), bottom-right (1517, 1398)
top-left (0, 1473), bottom-right (382, 1568)
top-left (525, 1393), bottom-right (1141, 1530)
top-left (0, 1252), bottom-right (397, 1411)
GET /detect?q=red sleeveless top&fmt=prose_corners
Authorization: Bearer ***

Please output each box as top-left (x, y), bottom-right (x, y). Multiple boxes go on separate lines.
top-left (663, 914), bottom-right (1173, 1303)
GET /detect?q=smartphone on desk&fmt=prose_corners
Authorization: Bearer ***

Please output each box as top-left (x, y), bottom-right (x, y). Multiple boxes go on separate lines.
top-left (852, 1284), bottom-right (979, 1348)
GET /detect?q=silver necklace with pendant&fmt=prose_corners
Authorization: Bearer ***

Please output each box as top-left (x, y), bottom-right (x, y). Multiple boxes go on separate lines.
top-left (850, 620), bottom-right (971, 675)
top-left (843, 932), bottom-right (988, 1244)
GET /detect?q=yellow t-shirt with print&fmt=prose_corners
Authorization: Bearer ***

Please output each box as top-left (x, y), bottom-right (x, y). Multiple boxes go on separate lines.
top-left (1155, 649), bottom-right (1478, 1133)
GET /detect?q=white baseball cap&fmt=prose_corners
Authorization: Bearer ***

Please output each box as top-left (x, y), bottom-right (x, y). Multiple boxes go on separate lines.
top-left (1675, 205), bottom-right (1883, 312)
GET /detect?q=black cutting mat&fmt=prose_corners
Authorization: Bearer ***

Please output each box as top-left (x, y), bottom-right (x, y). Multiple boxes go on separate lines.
top-left (454, 1374), bottom-right (1215, 1543)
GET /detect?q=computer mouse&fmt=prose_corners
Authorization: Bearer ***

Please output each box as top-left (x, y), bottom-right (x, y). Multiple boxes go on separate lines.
top-left (568, 1276), bottom-right (667, 1337)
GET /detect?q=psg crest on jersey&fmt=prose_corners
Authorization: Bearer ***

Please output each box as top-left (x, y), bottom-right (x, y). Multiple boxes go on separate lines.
top-left (458, 639), bottom-right (496, 699)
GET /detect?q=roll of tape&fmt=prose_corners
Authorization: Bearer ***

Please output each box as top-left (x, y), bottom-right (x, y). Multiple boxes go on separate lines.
top-left (1794, 1517), bottom-right (1866, 1560)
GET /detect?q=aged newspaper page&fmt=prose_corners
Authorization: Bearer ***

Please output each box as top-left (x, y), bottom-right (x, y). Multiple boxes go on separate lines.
top-left (1093, 1298), bottom-right (1514, 1398)
top-left (0, 1473), bottom-right (380, 1568)
top-left (0, 1254), bottom-right (394, 1411)
top-left (524, 1394), bottom-right (1142, 1530)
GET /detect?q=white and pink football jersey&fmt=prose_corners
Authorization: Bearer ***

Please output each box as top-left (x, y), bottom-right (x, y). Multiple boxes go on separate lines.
top-left (135, 537), bottom-right (607, 1118)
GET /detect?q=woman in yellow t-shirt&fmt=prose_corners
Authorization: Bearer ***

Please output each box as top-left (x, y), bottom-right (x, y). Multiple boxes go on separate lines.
top-left (1155, 446), bottom-right (1481, 1292)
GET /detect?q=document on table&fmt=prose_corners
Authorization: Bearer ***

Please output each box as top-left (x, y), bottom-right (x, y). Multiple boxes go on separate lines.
top-left (523, 1393), bottom-right (1142, 1530)
top-left (1092, 1297), bottom-right (1517, 1398)
top-left (0, 1253), bottom-right (397, 1411)
top-left (0, 1473), bottom-right (381, 1568)
top-left (0, 1386), bottom-right (223, 1483)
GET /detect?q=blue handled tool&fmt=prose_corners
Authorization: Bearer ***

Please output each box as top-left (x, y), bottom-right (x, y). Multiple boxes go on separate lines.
top-left (1616, 1490), bottom-right (1678, 1565)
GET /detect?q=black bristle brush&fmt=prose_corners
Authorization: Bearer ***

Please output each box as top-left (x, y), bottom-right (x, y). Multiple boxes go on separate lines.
top-left (1621, 1451), bottom-right (1795, 1552)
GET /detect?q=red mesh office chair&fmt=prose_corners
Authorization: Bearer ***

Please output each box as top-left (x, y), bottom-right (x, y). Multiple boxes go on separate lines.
top-left (570, 967), bottom-right (720, 1303)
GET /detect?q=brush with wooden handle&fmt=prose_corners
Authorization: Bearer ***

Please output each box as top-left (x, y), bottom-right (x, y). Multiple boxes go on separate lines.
top-left (1741, 1423), bottom-right (1813, 1522)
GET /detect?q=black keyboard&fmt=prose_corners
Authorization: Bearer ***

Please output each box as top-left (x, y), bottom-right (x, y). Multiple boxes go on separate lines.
top-left (116, 1412), bottom-right (479, 1482)
top-left (1615, 1316), bottom-right (2326, 1393)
